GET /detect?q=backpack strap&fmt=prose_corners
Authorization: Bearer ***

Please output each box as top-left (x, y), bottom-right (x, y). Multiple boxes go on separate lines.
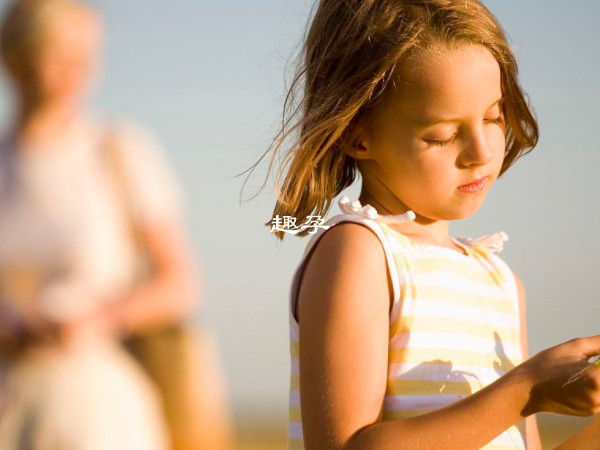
top-left (98, 124), bottom-right (153, 279)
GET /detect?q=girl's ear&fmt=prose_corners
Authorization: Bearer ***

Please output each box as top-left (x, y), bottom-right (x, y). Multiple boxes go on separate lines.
top-left (342, 125), bottom-right (373, 161)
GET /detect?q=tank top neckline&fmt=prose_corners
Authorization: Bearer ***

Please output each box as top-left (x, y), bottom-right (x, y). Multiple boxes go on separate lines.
top-left (336, 195), bottom-right (509, 259)
top-left (381, 224), bottom-right (471, 258)
top-left (336, 196), bottom-right (472, 257)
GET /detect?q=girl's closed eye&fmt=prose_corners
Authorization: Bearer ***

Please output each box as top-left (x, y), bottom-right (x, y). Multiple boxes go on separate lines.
top-left (424, 113), bottom-right (505, 147)
top-left (423, 132), bottom-right (457, 147)
top-left (485, 114), bottom-right (504, 126)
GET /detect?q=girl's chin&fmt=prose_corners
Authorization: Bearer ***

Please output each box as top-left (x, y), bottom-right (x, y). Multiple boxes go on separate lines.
top-left (454, 201), bottom-right (486, 219)
top-left (422, 203), bottom-right (485, 221)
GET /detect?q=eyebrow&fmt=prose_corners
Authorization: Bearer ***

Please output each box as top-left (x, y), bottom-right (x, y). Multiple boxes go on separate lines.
top-left (415, 97), bottom-right (504, 128)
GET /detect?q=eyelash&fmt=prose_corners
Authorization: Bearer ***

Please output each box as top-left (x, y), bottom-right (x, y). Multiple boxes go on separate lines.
top-left (425, 135), bottom-right (455, 147)
top-left (425, 115), bottom-right (505, 147)
top-left (485, 115), bottom-right (505, 125)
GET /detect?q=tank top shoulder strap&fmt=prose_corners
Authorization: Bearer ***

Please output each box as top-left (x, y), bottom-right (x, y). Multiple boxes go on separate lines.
top-left (289, 208), bottom-right (402, 335)
top-left (455, 230), bottom-right (516, 299)
top-left (454, 231), bottom-right (509, 254)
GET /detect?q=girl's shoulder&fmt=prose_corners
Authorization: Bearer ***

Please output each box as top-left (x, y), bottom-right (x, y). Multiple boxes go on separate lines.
top-left (300, 196), bottom-right (401, 261)
top-left (290, 197), bottom-right (404, 326)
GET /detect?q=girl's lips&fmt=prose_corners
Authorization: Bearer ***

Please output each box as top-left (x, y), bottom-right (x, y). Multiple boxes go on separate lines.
top-left (458, 176), bottom-right (487, 193)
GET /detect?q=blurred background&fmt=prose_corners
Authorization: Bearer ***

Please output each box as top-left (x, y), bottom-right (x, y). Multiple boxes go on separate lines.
top-left (0, 0), bottom-right (598, 448)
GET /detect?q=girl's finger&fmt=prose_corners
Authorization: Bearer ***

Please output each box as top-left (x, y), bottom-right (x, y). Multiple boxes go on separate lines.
top-left (562, 356), bottom-right (600, 388)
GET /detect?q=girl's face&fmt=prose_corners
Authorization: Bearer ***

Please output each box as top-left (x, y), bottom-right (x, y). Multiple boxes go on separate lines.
top-left (31, 8), bottom-right (103, 107)
top-left (355, 43), bottom-right (506, 223)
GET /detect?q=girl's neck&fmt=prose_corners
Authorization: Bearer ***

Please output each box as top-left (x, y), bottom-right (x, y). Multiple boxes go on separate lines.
top-left (357, 189), bottom-right (459, 250)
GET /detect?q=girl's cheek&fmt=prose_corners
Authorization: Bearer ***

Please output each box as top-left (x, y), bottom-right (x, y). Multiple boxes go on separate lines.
top-left (486, 126), bottom-right (506, 148)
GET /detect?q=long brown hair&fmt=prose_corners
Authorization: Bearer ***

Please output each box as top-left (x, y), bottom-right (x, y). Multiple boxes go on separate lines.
top-left (242, 0), bottom-right (538, 241)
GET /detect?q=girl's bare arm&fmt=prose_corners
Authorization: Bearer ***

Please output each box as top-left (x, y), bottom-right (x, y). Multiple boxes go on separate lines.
top-left (553, 414), bottom-right (600, 450)
top-left (297, 223), bottom-right (600, 450)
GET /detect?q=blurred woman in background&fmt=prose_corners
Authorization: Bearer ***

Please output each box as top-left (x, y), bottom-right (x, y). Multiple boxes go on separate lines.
top-left (0, 0), bottom-right (232, 448)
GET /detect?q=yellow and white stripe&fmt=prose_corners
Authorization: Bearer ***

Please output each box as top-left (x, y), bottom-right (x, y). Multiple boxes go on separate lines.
top-left (287, 212), bottom-right (526, 449)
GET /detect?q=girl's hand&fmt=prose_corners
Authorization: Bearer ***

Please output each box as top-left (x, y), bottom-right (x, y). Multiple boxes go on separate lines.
top-left (563, 355), bottom-right (600, 387)
top-left (519, 336), bottom-right (600, 417)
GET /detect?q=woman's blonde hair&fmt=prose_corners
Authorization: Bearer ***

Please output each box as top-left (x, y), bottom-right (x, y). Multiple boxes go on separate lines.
top-left (0, 0), bottom-right (94, 88)
top-left (243, 0), bottom-right (539, 241)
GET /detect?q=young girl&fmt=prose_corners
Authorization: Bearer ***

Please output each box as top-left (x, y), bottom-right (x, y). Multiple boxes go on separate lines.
top-left (258, 0), bottom-right (600, 448)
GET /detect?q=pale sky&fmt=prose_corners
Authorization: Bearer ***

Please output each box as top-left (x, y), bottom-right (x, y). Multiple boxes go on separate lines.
top-left (0, 0), bottom-right (598, 419)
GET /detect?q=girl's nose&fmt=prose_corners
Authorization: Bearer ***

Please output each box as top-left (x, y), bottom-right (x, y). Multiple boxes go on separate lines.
top-left (459, 126), bottom-right (494, 167)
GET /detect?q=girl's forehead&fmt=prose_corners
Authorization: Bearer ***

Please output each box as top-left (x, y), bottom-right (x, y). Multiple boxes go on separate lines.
top-left (388, 44), bottom-right (502, 121)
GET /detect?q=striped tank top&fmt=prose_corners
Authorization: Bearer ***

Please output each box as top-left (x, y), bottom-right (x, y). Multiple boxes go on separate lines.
top-left (287, 196), bottom-right (527, 449)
